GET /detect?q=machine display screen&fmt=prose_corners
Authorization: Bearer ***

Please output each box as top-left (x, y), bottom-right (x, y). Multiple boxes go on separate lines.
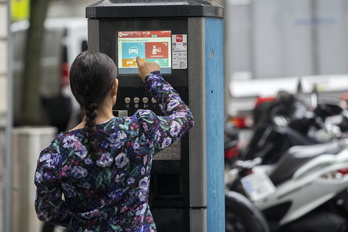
top-left (117, 30), bottom-right (172, 74)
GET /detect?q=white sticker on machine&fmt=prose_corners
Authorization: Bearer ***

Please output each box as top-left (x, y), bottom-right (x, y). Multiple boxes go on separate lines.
top-left (172, 34), bottom-right (187, 69)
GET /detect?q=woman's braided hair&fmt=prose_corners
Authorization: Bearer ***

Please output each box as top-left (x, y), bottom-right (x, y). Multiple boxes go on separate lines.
top-left (69, 51), bottom-right (117, 161)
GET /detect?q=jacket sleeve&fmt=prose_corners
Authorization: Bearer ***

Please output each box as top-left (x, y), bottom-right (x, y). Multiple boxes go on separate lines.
top-left (136, 71), bottom-right (194, 152)
top-left (34, 140), bottom-right (71, 226)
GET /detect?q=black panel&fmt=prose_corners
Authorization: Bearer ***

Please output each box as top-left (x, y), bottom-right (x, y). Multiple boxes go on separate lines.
top-left (151, 208), bottom-right (190, 232)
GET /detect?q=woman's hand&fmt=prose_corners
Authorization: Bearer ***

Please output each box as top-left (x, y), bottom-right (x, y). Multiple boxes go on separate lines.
top-left (136, 56), bottom-right (161, 82)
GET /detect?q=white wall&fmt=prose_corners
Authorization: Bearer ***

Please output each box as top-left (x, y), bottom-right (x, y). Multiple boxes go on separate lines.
top-left (0, 2), bottom-right (7, 116)
top-left (225, 0), bottom-right (348, 80)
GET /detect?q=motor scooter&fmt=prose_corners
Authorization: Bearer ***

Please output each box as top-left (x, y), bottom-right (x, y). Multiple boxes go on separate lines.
top-left (241, 90), bottom-right (345, 165)
top-left (226, 137), bottom-right (348, 232)
top-left (225, 86), bottom-right (348, 231)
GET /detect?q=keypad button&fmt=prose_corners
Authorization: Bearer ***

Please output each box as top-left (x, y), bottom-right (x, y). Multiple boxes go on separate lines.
top-left (142, 97), bottom-right (149, 104)
top-left (124, 97), bottom-right (131, 104)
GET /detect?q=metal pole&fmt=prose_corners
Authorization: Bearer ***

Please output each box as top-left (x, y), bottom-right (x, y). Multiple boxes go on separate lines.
top-left (5, 0), bottom-right (13, 230)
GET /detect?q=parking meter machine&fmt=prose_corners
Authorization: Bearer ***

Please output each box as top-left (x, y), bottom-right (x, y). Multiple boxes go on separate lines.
top-left (86, 1), bottom-right (224, 231)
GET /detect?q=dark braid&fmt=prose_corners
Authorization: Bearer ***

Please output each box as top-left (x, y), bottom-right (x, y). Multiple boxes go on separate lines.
top-left (69, 51), bottom-right (117, 162)
top-left (84, 103), bottom-right (98, 160)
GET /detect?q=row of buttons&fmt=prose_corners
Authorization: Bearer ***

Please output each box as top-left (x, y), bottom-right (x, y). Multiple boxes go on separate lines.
top-left (124, 97), bottom-right (157, 104)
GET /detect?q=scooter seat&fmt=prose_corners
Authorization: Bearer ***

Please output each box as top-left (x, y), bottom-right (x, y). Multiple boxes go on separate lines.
top-left (269, 142), bottom-right (341, 186)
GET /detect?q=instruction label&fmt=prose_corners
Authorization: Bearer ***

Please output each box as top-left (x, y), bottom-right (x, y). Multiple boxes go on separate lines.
top-left (172, 34), bottom-right (187, 69)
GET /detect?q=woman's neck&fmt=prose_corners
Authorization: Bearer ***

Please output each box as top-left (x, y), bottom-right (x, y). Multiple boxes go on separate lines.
top-left (86, 104), bottom-right (115, 124)
top-left (70, 105), bottom-right (115, 131)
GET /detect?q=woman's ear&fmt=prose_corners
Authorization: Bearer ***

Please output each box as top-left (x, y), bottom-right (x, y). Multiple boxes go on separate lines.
top-left (111, 79), bottom-right (119, 106)
top-left (111, 79), bottom-right (119, 96)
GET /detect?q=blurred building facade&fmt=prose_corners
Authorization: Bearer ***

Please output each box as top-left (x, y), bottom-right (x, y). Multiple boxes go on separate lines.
top-left (0, 0), bottom-right (8, 230)
top-left (48, 0), bottom-right (96, 18)
top-left (0, 2), bottom-right (8, 118)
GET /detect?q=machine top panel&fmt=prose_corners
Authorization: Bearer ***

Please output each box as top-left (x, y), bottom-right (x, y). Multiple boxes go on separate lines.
top-left (86, 0), bottom-right (223, 19)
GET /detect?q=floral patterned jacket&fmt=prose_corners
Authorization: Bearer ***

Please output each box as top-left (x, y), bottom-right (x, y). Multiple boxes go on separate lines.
top-left (34, 71), bottom-right (194, 232)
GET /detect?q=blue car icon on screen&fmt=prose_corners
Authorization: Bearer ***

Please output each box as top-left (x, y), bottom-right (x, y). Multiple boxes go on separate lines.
top-left (129, 46), bottom-right (139, 54)
top-left (123, 43), bottom-right (145, 59)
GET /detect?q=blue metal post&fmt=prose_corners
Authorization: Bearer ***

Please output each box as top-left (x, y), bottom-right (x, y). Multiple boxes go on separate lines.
top-left (205, 17), bottom-right (225, 232)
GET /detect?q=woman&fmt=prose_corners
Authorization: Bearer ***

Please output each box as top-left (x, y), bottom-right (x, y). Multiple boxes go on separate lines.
top-left (34, 52), bottom-right (194, 231)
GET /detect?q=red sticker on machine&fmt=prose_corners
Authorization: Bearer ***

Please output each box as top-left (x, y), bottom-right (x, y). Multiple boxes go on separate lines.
top-left (172, 34), bottom-right (187, 69)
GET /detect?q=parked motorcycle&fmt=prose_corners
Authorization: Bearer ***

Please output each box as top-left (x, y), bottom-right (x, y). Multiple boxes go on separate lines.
top-left (226, 137), bottom-right (348, 232)
top-left (225, 93), bottom-right (348, 232)
top-left (240, 89), bottom-right (346, 165)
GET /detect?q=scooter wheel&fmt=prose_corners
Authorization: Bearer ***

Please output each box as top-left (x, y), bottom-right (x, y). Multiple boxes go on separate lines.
top-left (225, 191), bottom-right (270, 232)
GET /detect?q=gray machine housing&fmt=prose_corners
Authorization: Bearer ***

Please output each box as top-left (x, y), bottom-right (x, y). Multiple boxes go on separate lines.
top-left (86, 1), bottom-right (224, 231)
